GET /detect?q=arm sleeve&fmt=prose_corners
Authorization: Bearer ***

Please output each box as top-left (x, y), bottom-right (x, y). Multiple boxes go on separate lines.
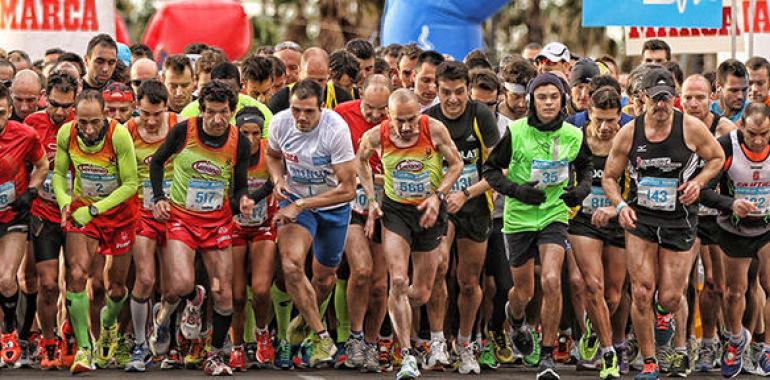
top-left (481, 129), bottom-right (518, 196)
top-left (150, 123), bottom-right (187, 199)
top-left (573, 139), bottom-right (593, 193)
top-left (229, 135), bottom-right (252, 214)
top-left (53, 124), bottom-right (73, 209)
top-left (92, 126), bottom-right (138, 213)
top-left (268, 88), bottom-right (290, 114)
top-left (475, 104), bottom-right (501, 149)
top-left (250, 179), bottom-right (274, 203)
top-left (700, 135), bottom-right (734, 212)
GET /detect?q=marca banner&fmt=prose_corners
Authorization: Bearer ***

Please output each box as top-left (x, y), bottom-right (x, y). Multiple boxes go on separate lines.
top-left (625, 0), bottom-right (770, 55)
top-left (0, 0), bottom-right (116, 60)
top-left (583, 0), bottom-right (723, 28)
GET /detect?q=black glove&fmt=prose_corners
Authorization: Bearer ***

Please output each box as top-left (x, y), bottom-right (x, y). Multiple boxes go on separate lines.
top-left (10, 187), bottom-right (38, 212)
top-left (560, 185), bottom-right (590, 207)
top-left (513, 181), bottom-right (546, 205)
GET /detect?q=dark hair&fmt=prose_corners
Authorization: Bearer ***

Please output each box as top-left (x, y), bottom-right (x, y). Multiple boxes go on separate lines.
top-left (130, 43), bottom-right (154, 61)
top-left (164, 54), bottom-right (194, 77)
top-left (86, 34), bottom-right (117, 59)
top-left (199, 79), bottom-right (237, 112)
top-left (642, 39), bottom-right (671, 60)
top-left (416, 51), bottom-right (445, 72)
top-left (0, 83), bottom-right (10, 106)
top-left (8, 50), bottom-right (31, 67)
top-left (742, 102), bottom-right (770, 125)
top-left (466, 57), bottom-right (493, 71)
top-left (184, 43), bottom-right (210, 55)
top-left (235, 106), bottom-right (266, 130)
top-left (398, 43), bottom-right (422, 62)
top-left (470, 69), bottom-right (501, 93)
top-left (254, 45), bottom-right (275, 56)
top-left (703, 71), bottom-right (717, 93)
top-left (373, 57), bottom-right (390, 75)
top-left (46, 71), bottom-right (78, 96)
top-left (381, 43), bottom-right (403, 59)
top-left (55, 52), bottom-right (86, 76)
top-left (345, 39), bottom-right (375, 61)
top-left (137, 79), bottom-right (168, 105)
top-left (76, 89), bottom-right (104, 109)
top-left (590, 86), bottom-right (621, 111)
top-left (290, 79), bottom-right (323, 107)
top-left (718, 58), bottom-right (748, 85)
top-left (111, 60), bottom-right (129, 83)
top-left (0, 58), bottom-right (16, 77)
top-left (211, 61), bottom-right (241, 83)
top-left (196, 49), bottom-right (226, 75)
top-left (746, 56), bottom-right (770, 75)
top-left (436, 61), bottom-right (469, 85)
top-left (267, 56), bottom-right (286, 77)
top-left (464, 49), bottom-right (488, 63)
top-left (45, 48), bottom-right (65, 57)
top-left (663, 61), bottom-right (684, 87)
top-left (242, 56), bottom-right (273, 83)
top-left (500, 57), bottom-right (537, 86)
top-left (597, 55), bottom-right (618, 70)
top-left (589, 74), bottom-right (621, 95)
top-left (329, 50), bottom-right (360, 82)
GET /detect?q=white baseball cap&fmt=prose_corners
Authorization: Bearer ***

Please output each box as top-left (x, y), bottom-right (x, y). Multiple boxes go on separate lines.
top-left (535, 42), bottom-right (571, 63)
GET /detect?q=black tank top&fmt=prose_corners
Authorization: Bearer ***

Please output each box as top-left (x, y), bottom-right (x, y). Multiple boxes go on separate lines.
top-left (695, 112), bottom-right (724, 218)
top-left (628, 110), bottom-right (699, 228)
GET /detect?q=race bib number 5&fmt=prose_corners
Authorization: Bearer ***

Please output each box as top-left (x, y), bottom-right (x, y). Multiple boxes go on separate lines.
top-left (637, 177), bottom-right (677, 211)
top-left (531, 160), bottom-right (569, 188)
top-left (581, 186), bottom-right (612, 214)
top-left (186, 179), bottom-right (225, 212)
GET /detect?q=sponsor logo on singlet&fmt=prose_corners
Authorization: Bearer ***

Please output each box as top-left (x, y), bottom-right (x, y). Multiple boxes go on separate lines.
top-left (396, 160), bottom-right (424, 172)
top-left (78, 164), bottom-right (108, 175)
top-left (192, 160), bottom-right (221, 176)
top-left (635, 157), bottom-right (682, 172)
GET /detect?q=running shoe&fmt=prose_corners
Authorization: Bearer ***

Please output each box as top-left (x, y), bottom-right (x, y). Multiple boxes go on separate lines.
top-left (756, 345), bottom-right (770, 376)
top-left (344, 336), bottom-right (366, 368)
top-left (287, 315), bottom-right (310, 346)
top-left (553, 331), bottom-right (574, 363)
top-left (634, 361), bottom-right (660, 380)
top-left (244, 342), bottom-right (259, 369)
top-left (524, 329), bottom-right (542, 367)
top-left (615, 343), bottom-right (630, 375)
top-left (397, 353), bottom-right (421, 380)
top-left (228, 345), bottom-right (246, 372)
top-left (94, 308), bottom-right (118, 368)
top-left (58, 323), bottom-right (77, 369)
top-left (184, 338), bottom-right (205, 369)
top-left (0, 330), bottom-right (21, 366)
top-left (425, 337), bottom-right (451, 370)
top-left (309, 334), bottom-right (337, 368)
top-left (656, 344), bottom-right (674, 373)
top-left (333, 342), bottom-right (347, 368)
top-left (149, 303), bottom-right (171, 356)
top-left (458, 342), bottom-right (481, 374)
top-left (255, 329), bottom-right (274, 367)
top-left (203, 350), bottom-right (233, 376)
top-left (536, 354), bottom-right (561, 380)
top-left (70, 347), bottom-right (94, 374)
top-left (479, 339), bottom-right (499, 370)
top-left (125, 341), bottom-right (151, 372)
top-left (654, 304), bottom-right (675, 347)
top-left (274, 339), bottom-right (293, 369)
top-left (16, 338), bottom-right (34, 368)
top-left (378, 338), bottom-right (394, 372)
top-left (506, 301), bottom-right (535, 356)
top-left (162, 349), bottom-right (182, 369)
top-left (180, 285), bottom-right (206, 340)
top-left (362, 342), bottom-right (380, 373)
top-left (578, 317), bottom-right (600, 362)
top-left (39, 337), bottom-right (58, 370)
top-left (669, 351), bottom-right (690, 377)
top-left (599, 350), bottom-right (620, 380)
top-left (695, 339), bottom-right (719, 372)
top-left (489, 330), bottom-right (514, 364)
top-left (114, 334), bottom-right (132, 368)
top-left (721, 329), bottom-right (750, 378)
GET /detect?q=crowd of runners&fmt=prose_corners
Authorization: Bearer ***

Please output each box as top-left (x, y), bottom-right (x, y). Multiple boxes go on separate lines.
top-left (0, 33), bottom-right (769, 380)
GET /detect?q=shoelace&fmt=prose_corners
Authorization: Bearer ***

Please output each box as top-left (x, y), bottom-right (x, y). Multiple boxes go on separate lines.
top-left (725, 344), bottom-right (739, 365)
top-left (656, 313), bottom-right (672, 330)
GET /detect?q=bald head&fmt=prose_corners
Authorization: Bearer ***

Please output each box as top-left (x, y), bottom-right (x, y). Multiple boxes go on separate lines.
top-left (11, 69), bottom-right (42, 120)
top-left (300, 48), bottom-right (330, 87)
top-left (131, 58), bottom-right (158, 92)
top-left (683, 74), bottom-right (711, 93)
top-left (682, 74), bottom-right (713, 121)
top-left (389, 88), bottom-right (419, 110)
top-left (361, 74), bottom-right (391, 125)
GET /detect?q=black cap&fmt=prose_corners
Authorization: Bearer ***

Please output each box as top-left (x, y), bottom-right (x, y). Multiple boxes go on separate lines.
top-left (642, 68), bottom-right (676, 98)
top-left (569, 58), bottom-right (599, 87)
top-left (235, 106), bottom-right (265, 128)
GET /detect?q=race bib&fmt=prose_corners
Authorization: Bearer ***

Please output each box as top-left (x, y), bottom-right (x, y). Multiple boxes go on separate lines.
top-left (40, 171), bottom-right (72, 202)
top-left (143, 180), bottom-right (171, 210)
top-left (237, 198), bottom-right (269, 227)
top-left (581, 186), bottom-right (612, 215)
top-left (449, 164), bottom-right (480, 193)
top-left (735, 186), bottom-right (770, 217)
top-left (531, 160), bottom-right (569, 188)
top-left (698, 204), bottom-right (720, 216)
top-left (185, 179), bottom-right (225, 212)
top-left (352, 185), bottom-right (385, 214)
top-left (394, 171), bottom-right (431, 199)
top-left (80, 173), bottom-right (119, 198)
top-left (637, 177), bottom-right (677, 211)
top-left (0, 181), bottom-right (15, 210)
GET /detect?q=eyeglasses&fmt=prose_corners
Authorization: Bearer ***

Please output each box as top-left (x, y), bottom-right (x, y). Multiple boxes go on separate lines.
top-left (651, 92), bottom-right (674, 102)
top-left (275, 41), bottom-right (302, 52)
top-left (131, 79), bottom-right (143, 88)
top-left (0, 80), bottom-right (11, 88)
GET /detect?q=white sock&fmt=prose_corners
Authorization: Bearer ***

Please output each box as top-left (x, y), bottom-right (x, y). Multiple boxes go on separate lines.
top-left (130, 297), bottom-right (149, 344)
top-left (600, 346), bottom-right (615, 355)
top-left (458, 334), bottom-right (471, 347)
top-left (430, 331), bottom-right (444, 341)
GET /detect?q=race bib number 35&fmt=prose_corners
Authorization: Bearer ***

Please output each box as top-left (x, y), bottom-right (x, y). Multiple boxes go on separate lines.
top-left (736, 187), bottom-right (770, 217)
top-left (531, 160), bottom-right (569, 188)
top-left (637, 177), bottom-right (677, 211)
top-left (186, 179), bottom-right (225, 212)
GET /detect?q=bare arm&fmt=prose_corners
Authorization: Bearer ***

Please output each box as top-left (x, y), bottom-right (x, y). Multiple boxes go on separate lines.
top-left (684, 115), bottom-right (725, 189)
top-left (356, 127), bottom-right (382, 202)
top-left (265, 147), bottom-right (289, 200)
top-left (602, 121), bottom-right (634, 207)
top-left (715, 118), bottom-right (737, 138)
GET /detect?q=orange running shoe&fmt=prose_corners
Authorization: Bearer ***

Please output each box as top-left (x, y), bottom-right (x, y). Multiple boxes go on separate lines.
top-left (1, 330), bottom-right (22, 366)
top-left (255, 329), bottom-right (275, 366)
top-left (553, 332), bottom-right (574, 363)
top-left (39, 337), bottom-right (59, 370)
top-left (58, 321), bottom-right (76, 369)
top-left (229, 345), bottom-right (246, 372)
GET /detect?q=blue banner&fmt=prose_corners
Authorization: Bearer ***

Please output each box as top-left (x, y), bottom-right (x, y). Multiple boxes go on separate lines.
top-left (582, 0), bottom-right (723, 28)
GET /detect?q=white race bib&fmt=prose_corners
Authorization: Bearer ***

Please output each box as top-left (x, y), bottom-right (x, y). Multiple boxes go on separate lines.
top-left (698, 204), bottom-right (720, 216)
top-left (393, 171), bottom-right (431, 199)
top-left (80, 173), bottom-right (119, 198)
top-left (185, 179), bottom-right (225, 212)
top-left (581, 186), bottom-right (612, 215)
top-left (0, 181), bottom-right (15, 210)
top-left (237, 198), bottom-right (269, 227)
top-left (449, 164), bottom-right (480, 193)
top-left (735, 186), bottom-right (770, 217)
top-left (351, 185), bottom-right (385, 214)
top-left (143, 180), bottom-right (171, 210)
top-left (637, 177), bottom-right (678, 211)
top-left (531, 160), bottom-right (569, 188)
top-left (41, 171), bottom-right (72, 202)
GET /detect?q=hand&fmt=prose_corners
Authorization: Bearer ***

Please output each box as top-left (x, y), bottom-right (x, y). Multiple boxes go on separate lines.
top-left (591, 206), bottom-right (617, 228)
top-left (446, 192), bottom-right (467, 214)
top-left (678, 181), bottom-right (702, 206)
top-left (273, 202), bottom-right (302, 227)
top-left (272, 178), bottom-right (290, 201)
top-left (153, 199), bottom-right (171, 221)
top-left (513, 181), bottom-right (546, 205)
top-left (11, 188), bottom-right (38, 212)
top-left (365, 201), bottom-right (383, 239)
top-left (560, 185), bottom-right (589, 207)
top-left (60, 203), bottom-right (71, 228)
top-left (71, 206), bottom-right (92, 227)
top-left (732, 199), bottom-right (757, 218)
top-left (618, 205), bottom-right (637, 229)
top-left (240, 195), bottom-right (255, 216)
top-left (416, 194), bottom-right (441, 229)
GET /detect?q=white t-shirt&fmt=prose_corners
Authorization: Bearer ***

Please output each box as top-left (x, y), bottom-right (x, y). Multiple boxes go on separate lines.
top-left (268, 109), bottom-right (355, 210)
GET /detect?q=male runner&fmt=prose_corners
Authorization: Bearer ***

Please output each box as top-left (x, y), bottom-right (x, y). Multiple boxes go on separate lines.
top-left (82, 34), bottom-right (118, 92)
top-left (423, 61), bottom-right (501, 374)
top-left (149, 80), bottom-right (252, 376)
top-left (357, 88), bottom-right (462, 380)
top-left (712, 59), bottom-right (749, 123)
top-left (163, 55), bottom-right (196, 114)
top-left (124, 79), bottom-right (178, 372)
top-left (24, 72), bottom-right (78, 370)
top-left (335, 74), bottom-right (391, 371)
top-left (265, 80), bottom-right (357, 368)
top-left (641, 40), bottom-right (671, 65)
top-left (413, 51), bottom-right (444, 111)
top-left (602, 68), bottom-right (724, 380)
top-left (53, 90), bottom-right (139, 373)
top-left (746, 57), bottom-right (770, 106)
top-left (483, 72), bottom-right (594, 380)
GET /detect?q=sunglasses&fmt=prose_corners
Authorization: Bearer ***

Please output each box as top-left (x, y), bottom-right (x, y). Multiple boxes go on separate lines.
top-left (275, 41), bottom-right (302, 52)
top-left (651, 92), bottom-right (674, 102)
top-left (131, 79), bottom-right (143, 88)
top-left (0, 80), bottom-right (11, 88)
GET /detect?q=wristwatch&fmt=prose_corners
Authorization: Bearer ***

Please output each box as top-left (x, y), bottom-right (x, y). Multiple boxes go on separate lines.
top-left (295, 199), bottom-right (306, 209)
top-left (89, 205), bottom-right (99, 217)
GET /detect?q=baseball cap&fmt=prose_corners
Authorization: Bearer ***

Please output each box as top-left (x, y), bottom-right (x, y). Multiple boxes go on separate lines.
top-left (102, 82), bottom-right (134, 102)
top-left (235, 106), bottom-right (266, 128)
top-left (642, 68), bottom-right (676, 98)
top-left (536, 42), bottom-right (571, 63)
top-left (569, 58), bottom-right (599, 87)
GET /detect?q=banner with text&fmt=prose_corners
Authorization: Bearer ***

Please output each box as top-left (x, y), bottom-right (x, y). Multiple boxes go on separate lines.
top-left (0, 0), bottom-right (116, 60)
top-left (583, 0), bottom-right (723, 28)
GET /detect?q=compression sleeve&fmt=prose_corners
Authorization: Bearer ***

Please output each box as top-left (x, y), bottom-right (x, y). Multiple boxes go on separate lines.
top-left (53, 123), bottom-right (74, 209)
top-left (229, 134), bottom-right (251, 214)
top-left (91, 125), bottom-right (138, 213)
top-left (150, 123), bottom-right (188, 200)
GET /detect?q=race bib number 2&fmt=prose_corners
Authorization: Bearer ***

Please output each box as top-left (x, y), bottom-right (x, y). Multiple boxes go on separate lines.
top-left (80, 173), bottom-right (119, 198)
top-left (736, 187), bottom-right (770, 217)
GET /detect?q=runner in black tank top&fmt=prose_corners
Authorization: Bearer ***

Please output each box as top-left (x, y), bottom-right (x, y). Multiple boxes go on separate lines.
top-left (601, 68), bottom-right (725, 379)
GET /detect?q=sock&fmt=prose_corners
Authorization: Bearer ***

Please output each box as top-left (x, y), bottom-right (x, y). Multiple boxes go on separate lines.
top-left (600, 346), bottom-right (615, 355)
top-left (318, 330), bottom-right (331, 340)
top-left (0, 290), bottom-right (18, 333)
top-left (243, 287), bottom-right (257, 344)
top-left (458, 334), bottom-right (471, 346)
top-left (730, 331), bottom-right (745, 345)
top-left (430, 331), bottom-right (444, 341)
top-left (675, 346), bottom-right (687, 354)
top-left (350, 330), bottom-right (364, 340)
top-left (541, 345), bottom-right (554, 357)
top-left (130, 296), bottom-right (149, 344)
top-left (17, 292), bottom-right (37, 340)
top-left (211, 309), bottom-right (233, 349)
top-left (271, 284), bottom-right (293, 341)
top-left (334, 279), bottom-right (350, 343)
top-left (158, 299), bottom-right (180, 327)
top-left (65, 291), bottom-right (91, 350)
top-left (102, 289), bottom-right (129, 328)
top-left (701, 338), bottom-right (714, 346)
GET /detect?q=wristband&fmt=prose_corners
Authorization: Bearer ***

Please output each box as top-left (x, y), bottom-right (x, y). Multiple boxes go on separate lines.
top-left (616, 201), bottom-right (628, 214)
